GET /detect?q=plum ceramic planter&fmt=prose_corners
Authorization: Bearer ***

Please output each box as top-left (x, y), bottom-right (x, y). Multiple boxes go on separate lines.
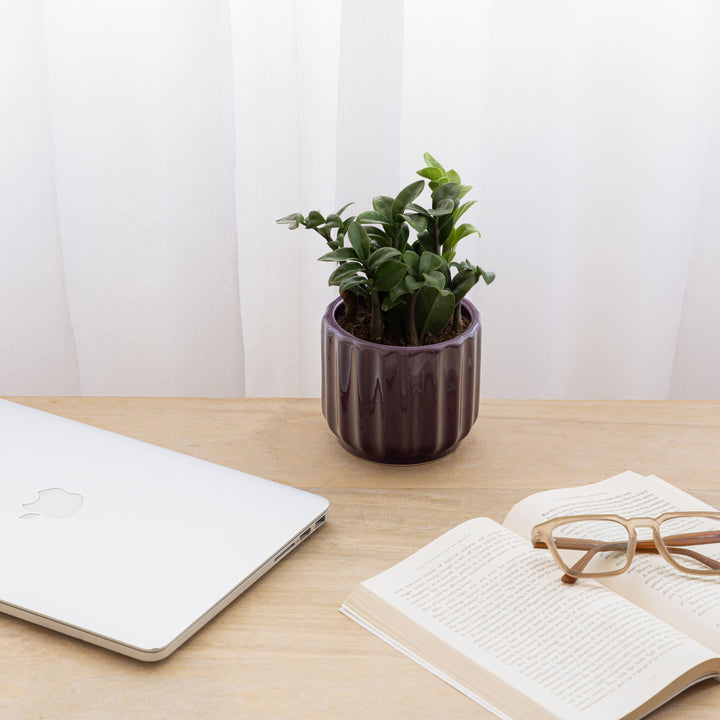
top-left (321, 296), bottom-right (482, 464)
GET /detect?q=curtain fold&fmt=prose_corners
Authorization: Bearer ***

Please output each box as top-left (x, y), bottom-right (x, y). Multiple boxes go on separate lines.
top-left (2, 0), bottom-right (244, 397)
top-left (229, 0), bottom-right (341, 398)
top-left (1, 0), bottom-right (718, 399)
top-left (670, 91), bottom-right (720, 399)
top-left (0, 1), bottom-right (81, 395)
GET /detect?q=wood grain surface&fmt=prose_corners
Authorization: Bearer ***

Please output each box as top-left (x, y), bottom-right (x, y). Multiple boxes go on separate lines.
top-left (2, 397), bottom-right (719, 719)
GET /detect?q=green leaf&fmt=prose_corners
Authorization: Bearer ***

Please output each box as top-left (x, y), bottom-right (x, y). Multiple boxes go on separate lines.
top-left (419, 251), bottom-right (443, 276)
top-left (400, 213), bottom-right (428, 234)
top-left (413, 232), bottom-right (435, 255)
top-left (405, 275), bottom-right (423, 292)
top-left (427, 198), bottom-right (455, 217)
top-left (454, 200), bottom-right (476, 222)
top-left (329, 262), bottom-right (366, 285)
top-left (324, 213), bottom-right (342, 229)
top-left (304, 210), bottom-right (325, 229)
top-left (444, 228), bottom-right (458, 251)
top-left (455, 223), bottom-right (481, 241)
top-left (366, 227), bottom-right (391, 246)
top-left (383, 275), bottom-right (416, 309)
top-left (387, 277), bottom-right (410, 303)
top-left (458, 184), bottom-right (473, 199)
top-left (451, 260), bottom-right (495, 286)
top-left (439, 255), bottom-right (451, 285)
top-left (480, 268), bottom-right (496, 285)
top-left (339, 275), bottom-right (368, 293)
top-left (406, 202), bottom-right (431, 216)
top-left (391, 180), bottom-right (425, 220)
top-left (452, 259), bottom-right (474, 272)
top-left (276, 213), bottom-right (304, 230)
top-left (423, 153), bottom-right (445, 173)
top-left (423, 270), bottom-right (446, 291)
top-left (357, 210), bottom-right (392, 225)
top-left (450, 267), bottom-right (480, 301)
top-left (372, 195), bottom-right (394, 216)
top-left (396, 223), bottom-right (410, 253)
top-left (347, 221), bottom-right (371, 263)
top-left (446, 169), bottom-right (461, 185)
top-left (382, 295), bottom-right (408, 312)
top-left (336, 201), bottom-right (354, 216)
top-left (372, 260), bottom-right (407, 292)
top-left (416, 167), bottom-right (444, 181)
top-left (318, 247), bottom-right (358, 262)
top-left (432, 182), bottom-right (461, 206)
top-left (415, 286), bottom-right (455, 341)
top-left (403, 250), bottom-right (420, 277)
top-left (368, 246), bottom-right (401, 271)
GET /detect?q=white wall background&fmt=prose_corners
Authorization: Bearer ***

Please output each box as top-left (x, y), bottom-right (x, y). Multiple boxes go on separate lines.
top-left (1, 0), bottom-right (719, 399)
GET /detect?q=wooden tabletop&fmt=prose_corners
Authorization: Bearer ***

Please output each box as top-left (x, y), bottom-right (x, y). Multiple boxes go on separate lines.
top-left (2, 398), bottom-right (720, 719)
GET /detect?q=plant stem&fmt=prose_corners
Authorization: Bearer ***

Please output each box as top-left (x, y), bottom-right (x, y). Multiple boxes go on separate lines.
top-left (342, 290), bottom-right (358, 322)
top-left (370, 290), bottom-right (383, 344)
top-left (391, 225), bottom-right (402, 249)
top-left (312, 227), bottom-right (331, 243)
top-left (406, 290), bottom-right (420, 346)
top-left (453, 302), bottom-right (463, 332)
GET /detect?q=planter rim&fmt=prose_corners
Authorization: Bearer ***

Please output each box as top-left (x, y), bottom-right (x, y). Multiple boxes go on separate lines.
top-left (323, 295), bottom-right (481, 352)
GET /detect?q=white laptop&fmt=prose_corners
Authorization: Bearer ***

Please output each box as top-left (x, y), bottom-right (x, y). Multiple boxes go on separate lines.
top-left (0, 399), bottom-right (329, 661)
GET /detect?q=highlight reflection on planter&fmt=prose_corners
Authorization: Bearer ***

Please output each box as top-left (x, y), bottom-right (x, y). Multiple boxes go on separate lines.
top-left (321, 297), bottom-right (482, 464)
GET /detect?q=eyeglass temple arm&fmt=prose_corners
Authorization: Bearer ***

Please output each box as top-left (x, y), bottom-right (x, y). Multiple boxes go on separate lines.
top-left (533, 530), bottom-right (720, 553)
top-left (533, 538), bottom-right (615, 584)
top-left (636, 535), bottom-right (720, 571)
top-left (660, 530), bottom-right (720, 548)
top-left (557, 540), bottom-right (629, 584)
top-left (534, 533), bottom-right (720, 584)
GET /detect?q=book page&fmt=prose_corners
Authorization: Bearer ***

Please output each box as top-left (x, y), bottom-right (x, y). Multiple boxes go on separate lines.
top-left (503, 471), bottom-right (720, 653)
top-left (344, 518), bottom-right (716, 720)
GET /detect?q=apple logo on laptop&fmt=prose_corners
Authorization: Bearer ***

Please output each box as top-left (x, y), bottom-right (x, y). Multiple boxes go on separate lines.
top-left (20, 488), bottom-right (84, 520)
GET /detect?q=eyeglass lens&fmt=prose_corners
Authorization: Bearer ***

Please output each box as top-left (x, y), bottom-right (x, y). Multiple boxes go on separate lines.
top-left (551, 519), bottom-right (631, 576)
top-left (658, 516), bottom-right (720, 572)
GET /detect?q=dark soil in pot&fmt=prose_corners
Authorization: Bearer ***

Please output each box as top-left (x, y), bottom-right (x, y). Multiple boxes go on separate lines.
top-left (336, 301), bottom-right (471, 347)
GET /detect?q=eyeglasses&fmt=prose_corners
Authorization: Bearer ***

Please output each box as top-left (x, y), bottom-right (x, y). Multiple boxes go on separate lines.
top-left (531, 512), bottom-right (720, 584)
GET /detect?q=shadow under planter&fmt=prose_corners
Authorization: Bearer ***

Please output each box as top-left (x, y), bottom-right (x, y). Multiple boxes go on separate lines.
top-left (321, 296), bottom-right (482, 464)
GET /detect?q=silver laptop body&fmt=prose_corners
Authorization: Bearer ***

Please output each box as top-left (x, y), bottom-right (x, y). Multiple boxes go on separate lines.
top-left (0, 399), bottom-right (328, 661)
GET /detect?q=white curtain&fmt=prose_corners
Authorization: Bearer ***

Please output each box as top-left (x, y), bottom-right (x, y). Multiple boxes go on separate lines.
top-left (1, 0), bottom-right (719, 399)
top-left (1, 0), bottom-right (244, 396)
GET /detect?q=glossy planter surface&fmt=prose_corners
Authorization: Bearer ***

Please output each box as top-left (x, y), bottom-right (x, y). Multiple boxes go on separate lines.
top-left (321, 297), bottom-right (482, 464)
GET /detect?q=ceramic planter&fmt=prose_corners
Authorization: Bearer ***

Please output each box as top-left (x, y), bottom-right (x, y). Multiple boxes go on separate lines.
top-left (321, 296), bottom-right (482, 464)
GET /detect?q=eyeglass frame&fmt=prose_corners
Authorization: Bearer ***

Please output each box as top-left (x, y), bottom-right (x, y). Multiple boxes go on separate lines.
top-left (531, 511), bottom-right (720, 584)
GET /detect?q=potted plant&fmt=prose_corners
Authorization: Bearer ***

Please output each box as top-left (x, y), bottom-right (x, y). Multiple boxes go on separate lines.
top-left (278, 154), bottom-right (495, 463)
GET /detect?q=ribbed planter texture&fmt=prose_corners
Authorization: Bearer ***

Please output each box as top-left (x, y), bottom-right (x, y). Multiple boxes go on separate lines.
top-left (321, 296), bottom-right (482, 464)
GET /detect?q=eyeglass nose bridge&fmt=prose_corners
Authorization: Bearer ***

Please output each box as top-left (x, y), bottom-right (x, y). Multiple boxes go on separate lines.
top-left (624, 517), bottom-right (666, 556)
top-left (624, 516), bottom-right (662, 531)
top-left (624, 516), bottom-right (662, 543)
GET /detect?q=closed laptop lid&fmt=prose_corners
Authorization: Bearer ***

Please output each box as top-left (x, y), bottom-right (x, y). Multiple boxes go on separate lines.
top-left (0, 399), bottom-right (328, 660)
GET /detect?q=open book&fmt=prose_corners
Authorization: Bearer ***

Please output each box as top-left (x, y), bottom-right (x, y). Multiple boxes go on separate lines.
top-left (341, 471), bottom-right (720, 720)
